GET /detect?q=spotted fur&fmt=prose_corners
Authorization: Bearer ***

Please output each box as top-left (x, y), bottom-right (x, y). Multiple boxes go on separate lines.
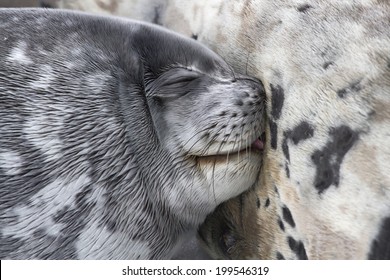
top-left (0, 8), bottom-right (265, 259)
top-left (46, 0), bottom-right (390, 259)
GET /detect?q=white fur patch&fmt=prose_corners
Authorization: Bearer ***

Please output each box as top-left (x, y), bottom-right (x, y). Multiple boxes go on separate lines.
top-left (23, 114), bottom-right (64, 161)
top-left (2, 174), bottom-right (91, 239)
top-left (29, 65), bottom-right (55, 90)
top-left (7, 41), bottom-right (33, 65)
top-left (0, 150), bottom-right (23, 175)
top-left (76, 219), bottom-right (151, 259)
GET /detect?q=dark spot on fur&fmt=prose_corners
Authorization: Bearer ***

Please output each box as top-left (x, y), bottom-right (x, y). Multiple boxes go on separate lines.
top-left (289, 122), bottom-right (315, 145)
top-left (265, 198), bottom-right (270, 208)
top-left (285, 164), bottom-right (290, 178)
top-left (276, 252), bottom-right (285, 260)
top-left (269, 119), bottom-right (278, 149)
top-left (311, 125), bottom-right (359, 194)
top-left (53, 206), bottom-right (70, 222)
top-left (191, 34), bottom-right (198, 40)
top-left (282, 137), bottom-right (290, 162)
top-left (270, 84), bottom-right (284, 120)
top-left (282, 122), bottom-right (314, 163)
top-left (278, 218), bottom-right (285, 231)
top-left (297, 4), bottom-right (312, 13)
top-left (369, 216), bottom-right (390, 259)
top-left (282, 206), bottom-right (296, 228)
top-left (288, 237), bottom-right (308, 260)
top-left (337, 80), bottom-right (362, 98)
top-left (219, 111), bottom-right (227, 116)
top-left (75, 188), bottom-right (92, 206)
top-left (274, 186), bottom-right (279, 195)
top-left (323, 61), bottom-right (333, 69)
top-left (337, 88), bottom-right (347, 97)
top-left (107, 220), bottom-right (117, 231)
top-left (0, 144), bottom-right (53, 212)
top-left (256, 197), bottom-right (261, 208)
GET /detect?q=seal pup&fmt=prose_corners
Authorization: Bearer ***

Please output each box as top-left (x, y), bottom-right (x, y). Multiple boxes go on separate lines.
top-left (0, 8), bottom-right (265, 259)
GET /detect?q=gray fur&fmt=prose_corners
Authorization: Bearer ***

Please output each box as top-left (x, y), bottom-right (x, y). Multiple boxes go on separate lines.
top-left (0, 8), bottom-right (265, 259)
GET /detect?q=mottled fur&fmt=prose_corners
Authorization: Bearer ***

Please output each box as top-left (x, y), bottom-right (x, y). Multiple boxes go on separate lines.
top-left (0, 8), bottom-right (265, 259)
top-left (51, 0), bottom-right (390, 259)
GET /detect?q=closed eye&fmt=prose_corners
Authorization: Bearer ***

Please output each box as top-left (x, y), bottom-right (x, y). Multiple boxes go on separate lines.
top-left (161, 69), bottom-right (200, 87)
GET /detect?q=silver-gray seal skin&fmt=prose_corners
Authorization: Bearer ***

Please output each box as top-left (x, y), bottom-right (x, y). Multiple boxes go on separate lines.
top-left (0, 8), bottom-right (265, 259)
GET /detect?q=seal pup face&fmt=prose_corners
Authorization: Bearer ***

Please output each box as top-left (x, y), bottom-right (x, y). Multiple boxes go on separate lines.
top-left (146, 67), bottom-right (265, 202)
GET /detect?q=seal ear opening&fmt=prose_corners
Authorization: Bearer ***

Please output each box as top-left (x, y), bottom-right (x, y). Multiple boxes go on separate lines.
top-left (145, 68), bottom-right (202, 99)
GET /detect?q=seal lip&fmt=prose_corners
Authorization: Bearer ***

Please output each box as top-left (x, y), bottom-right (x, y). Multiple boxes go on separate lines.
top-left (193, 132), bottom-right (265, 159)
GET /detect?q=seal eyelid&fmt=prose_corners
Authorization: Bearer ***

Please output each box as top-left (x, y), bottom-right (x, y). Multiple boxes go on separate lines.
top-left (160, 67), bottom-right (201, 86)
top-left (162, 71), bottom-right (200, 86)
top-left (148, 68), bottom-right (201, 98)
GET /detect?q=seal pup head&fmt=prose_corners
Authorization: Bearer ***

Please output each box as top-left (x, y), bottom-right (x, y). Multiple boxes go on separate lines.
top-left (121, 21), bottom-right (266, 207)
top-left (144, 60), bottom-right (265, 204)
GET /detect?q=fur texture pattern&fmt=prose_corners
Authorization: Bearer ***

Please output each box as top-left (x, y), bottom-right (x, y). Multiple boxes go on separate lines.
top-left (0, 8), bottom-right (265, 259)
top-left (50, 0), bottom-right (390, 259)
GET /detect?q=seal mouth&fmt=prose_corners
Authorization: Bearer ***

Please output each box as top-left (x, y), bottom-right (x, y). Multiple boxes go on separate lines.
top-left (200, 132), bottom-right (265, 158)
top-left (229, 137), bottom-right (264, 155)
top-left (233, 131), bottom-right (265, 155)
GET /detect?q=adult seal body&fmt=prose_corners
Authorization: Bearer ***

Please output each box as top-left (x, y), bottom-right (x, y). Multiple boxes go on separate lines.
top-left (0, 8), bottom-right (265, 259)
